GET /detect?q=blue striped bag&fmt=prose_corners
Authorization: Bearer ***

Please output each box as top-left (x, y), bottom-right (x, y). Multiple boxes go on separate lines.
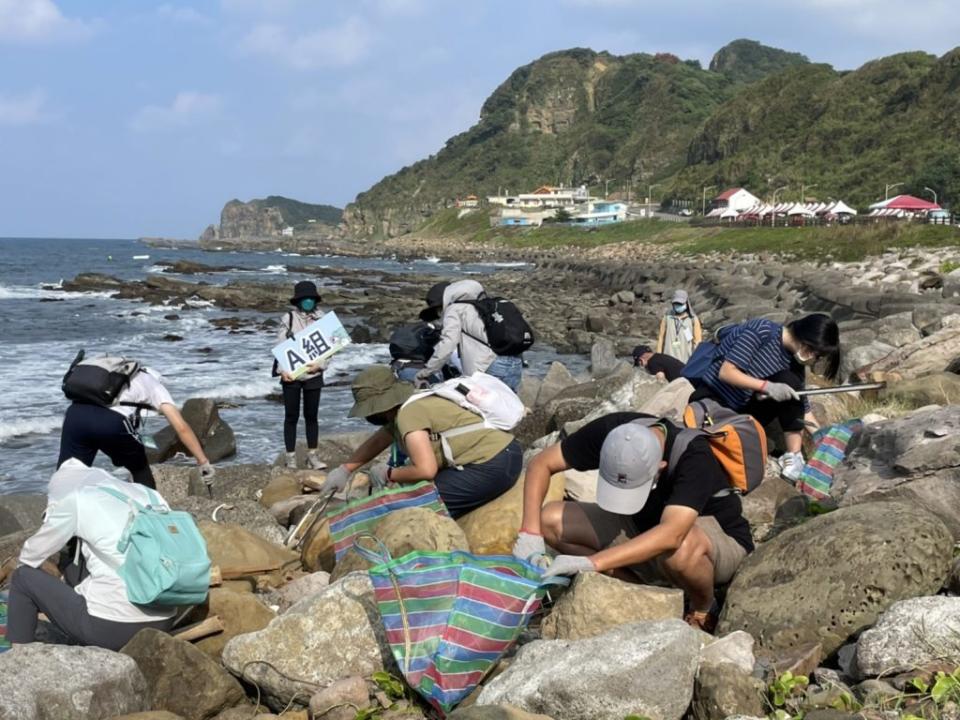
top-left (0, 590), bottom-right (10, 654)
top-left (797, 420), bottom-right (864, 500)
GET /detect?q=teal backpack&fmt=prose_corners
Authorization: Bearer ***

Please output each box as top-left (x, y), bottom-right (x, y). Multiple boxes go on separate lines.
top-left (100, 486), bottom-right (211, 606)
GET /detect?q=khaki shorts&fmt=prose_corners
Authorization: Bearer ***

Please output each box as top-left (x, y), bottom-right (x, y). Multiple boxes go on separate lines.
top-left (562, 502), bottom-right (747, 586)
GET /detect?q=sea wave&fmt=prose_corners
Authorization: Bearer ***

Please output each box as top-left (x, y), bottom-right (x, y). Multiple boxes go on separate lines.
top-left (0, 284), bottom-right (116, 301)
top-left (424, 256), bottom-right (441, 264)
top-left (0, 415), bottom-right (62, 443)
top-left (262, 264), bottom-right (287, 274)
top-left (194, 377), bottom-right (278, 401)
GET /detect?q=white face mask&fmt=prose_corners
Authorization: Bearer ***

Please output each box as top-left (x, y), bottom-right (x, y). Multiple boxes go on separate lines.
top-left (794, 349), bottom-right (817, 366)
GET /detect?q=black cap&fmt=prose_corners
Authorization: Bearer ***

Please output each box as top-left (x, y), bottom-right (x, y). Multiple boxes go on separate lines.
top-left (290, 280), bottom-right (321, 305)
top-left (632, 345), bottom-right (653, 365)
top-left (419, 281), bottom-right (450, 321)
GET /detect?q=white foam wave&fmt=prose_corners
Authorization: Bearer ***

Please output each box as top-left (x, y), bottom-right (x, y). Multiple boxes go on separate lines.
top-left (486, 261), bottom-right (529, 268)
top-left (424, 256), bottom-right (441, 264)
top-left (0, 284), bottom-right (116, 301)
top-left (0, 415), bottom-right (61, 443)
top-left (146, 264), bottom-right (166, 274)
top-left (262, 264), bottom-right (287, 274)
top-left (194, 377), bottom-right (278, 401)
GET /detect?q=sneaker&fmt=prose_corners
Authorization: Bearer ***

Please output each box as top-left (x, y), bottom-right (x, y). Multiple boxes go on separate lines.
top-left (779, 451), bottom-right (805, 484)
top-left (284, 451), bottom-right (297, 469)
top-left (683, 609), bottom-right (718, 634)
top-left (305, 451), bottom-right (326, 471)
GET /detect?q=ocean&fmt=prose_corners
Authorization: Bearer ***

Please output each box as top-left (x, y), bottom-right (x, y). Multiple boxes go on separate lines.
top-left (0, 238), bottom-right (584, 494)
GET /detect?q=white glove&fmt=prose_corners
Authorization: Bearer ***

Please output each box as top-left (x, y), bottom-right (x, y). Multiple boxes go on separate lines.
top-left (512, 531), bottom-right (549, 568)
top-left (321, 464), bottom-right (353, 495)
top-left (199, 463), bottom-right (216, 481)
top-left (367, 463), bottom-right (391, 491)
top-left (413, 370), bottom-right (431, 390)
top-left (543, 554), bottom-right (597, 578)
top-left (759, 381), bottom-right (800, 402)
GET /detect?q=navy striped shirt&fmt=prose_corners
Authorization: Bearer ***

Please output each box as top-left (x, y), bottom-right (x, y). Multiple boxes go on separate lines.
top-left (701, 318), bottom-right (808, 411)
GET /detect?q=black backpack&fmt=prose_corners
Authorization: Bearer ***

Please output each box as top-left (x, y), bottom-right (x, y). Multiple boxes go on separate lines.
top-left (389, 322), bottom-right (441, 362)
top-left (62, 350), bottom-right (146, 408)
top-left (458, 297), bottom-right (535, 356)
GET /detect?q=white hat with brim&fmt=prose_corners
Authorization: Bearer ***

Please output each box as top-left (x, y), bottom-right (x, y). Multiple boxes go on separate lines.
top-left (596, 421), bottom-right (663, 515)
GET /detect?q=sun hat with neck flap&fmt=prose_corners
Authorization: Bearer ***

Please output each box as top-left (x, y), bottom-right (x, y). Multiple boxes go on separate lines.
top-left (348, 366), bottom-right (415, 418)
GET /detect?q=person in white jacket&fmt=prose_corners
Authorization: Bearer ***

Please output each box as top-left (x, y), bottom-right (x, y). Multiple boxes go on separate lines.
top-left (414, 279), bottom-right (523, 392)
top-left (6, 460), bottom-right (177, 650)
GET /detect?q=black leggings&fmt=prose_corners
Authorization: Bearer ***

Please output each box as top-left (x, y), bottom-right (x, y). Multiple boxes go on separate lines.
top-left (691, 369), bottom-right (806, 433)
top-left (57, 403), bottom-right (155, 488)
top-left (282, 381), bottom-right (322, 452)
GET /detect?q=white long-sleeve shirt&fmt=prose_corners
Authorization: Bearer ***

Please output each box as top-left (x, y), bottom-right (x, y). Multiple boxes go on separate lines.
top-left (19, 460), bottom-right (176, 623)
top-left (422, 279), bottom-right (496, 377)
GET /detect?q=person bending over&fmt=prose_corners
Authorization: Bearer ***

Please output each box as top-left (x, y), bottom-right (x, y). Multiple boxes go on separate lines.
top-left (683, 313), bottom-right (840, 482)
top-left (7, 460), bottom-right (178, 650)
top-left (513, 412), bottom-right (753, 632)
top-left (632, 344), bottom-right (685, 382)
top-left (321, 366), bottom-right (521, 518)
top-left (58, 365), bottom-right (212, 489)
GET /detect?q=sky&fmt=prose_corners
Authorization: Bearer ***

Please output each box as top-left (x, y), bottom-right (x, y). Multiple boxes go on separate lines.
top-left (2, 0), bottom-right (959, 239)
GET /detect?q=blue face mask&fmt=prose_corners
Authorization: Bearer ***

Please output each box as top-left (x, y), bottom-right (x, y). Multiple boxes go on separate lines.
top-left (672, 303), bottom-right (687, 314)
top-left (299, 298), bottom-right (317, 313)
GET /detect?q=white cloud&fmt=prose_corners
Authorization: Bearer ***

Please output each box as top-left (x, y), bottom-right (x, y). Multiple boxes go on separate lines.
top-left (0, 0), bottom-right (93, 43)
top-left (130, 91), bottom-right (222, 133)
top-left (0, 88), bottom-right (51, 126)
top-left (156, 4), bottom-right (211, 24)
top-left (240, 16), bottom-right (372, 70)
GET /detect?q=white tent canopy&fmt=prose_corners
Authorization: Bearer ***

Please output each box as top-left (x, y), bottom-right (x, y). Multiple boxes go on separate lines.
top-left (829, 200), bottom-right (857, 216)
top-left (787, 203), bottom-right (815, 217)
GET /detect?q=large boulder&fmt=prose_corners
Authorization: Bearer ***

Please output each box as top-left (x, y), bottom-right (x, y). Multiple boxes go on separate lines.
top-left (449, 707), bottom-right (556, 719)
top-left (151, 465), bottom-right (194, 502)
top-left (274, 571), bottom-right (331, 612)
top-left (856, 596), bottom-right (960, 676)
top-left (831, 407), bottom-right (960, 537)
top-left (332, 506), bottom-right (469, 581)
top-left (857, 314), bottom-right (960, 381)
top-left (0, 493), bottom-right (46, 535)
top-left (880, 372), bottom-right (960, 408)
top-left (173, 497), bottom-right (285, 546)
top-left (198, 521), bottom-right (298, 575)
top-left (189, 464), bottom-right (274, 502)
top-left (186, 587), bottom-right (276, 659)
top-left (540, 572), bottom-right (682, 641)
top-left (590, 337), bottom-right (621, 378)
top-left (457, 472), bottom-right (565, 555)
top-left (838, 341), bottom-right (895, 383)
top-left (221, 573), bottom-right (392, 711)
top-left (146, 398), bottom-right (236, 464)
top-left (691, 661), bottom-right (767, 720)
top-left (0, 644), bottom-right (148, 719)
top-left (476, 619), bottom-right (702, 720)
top-left (121, 629), bottom-right (245, 720)
top-left (718, 502), bottom-right (953, 655)
top-left (535, 362), bottom-right (577, 407)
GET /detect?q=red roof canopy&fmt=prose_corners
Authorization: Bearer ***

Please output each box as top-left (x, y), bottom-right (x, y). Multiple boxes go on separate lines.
top-left (715, 187), bottom-right (743, 201)
top-left (885, 194), bottom-right (941, 211)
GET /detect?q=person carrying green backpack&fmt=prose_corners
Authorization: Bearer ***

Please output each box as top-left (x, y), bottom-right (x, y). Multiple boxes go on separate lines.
top-left (7, 460), bottom-right (210, 650)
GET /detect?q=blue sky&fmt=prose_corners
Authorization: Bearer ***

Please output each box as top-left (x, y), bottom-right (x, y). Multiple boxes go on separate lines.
top-left (2, 0), bottom-right (958, 239)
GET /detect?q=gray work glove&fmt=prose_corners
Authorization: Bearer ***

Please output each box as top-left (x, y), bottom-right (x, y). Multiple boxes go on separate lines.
top-left (512, 531), bottom-right (549, 569)
top-left (759, 381), bottom-right (800, 402)
top-left (321, 464), bottom-right (353, 495)
top-left (367, 463), bottom-right (391, 491)
top-left (543, 554), bottom-right (597, 578)
top-left (199, 462), bottom-right (216, 481)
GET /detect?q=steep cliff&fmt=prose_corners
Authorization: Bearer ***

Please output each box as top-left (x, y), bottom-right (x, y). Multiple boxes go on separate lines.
top-left (200, 196), bottom-right (342, 249)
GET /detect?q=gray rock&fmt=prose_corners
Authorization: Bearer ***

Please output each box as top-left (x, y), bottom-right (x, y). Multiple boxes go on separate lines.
top-left (0, 493), bottom-right (46, 536)
top-left (0, 644), bottom-right (148, 719)
top-left (147, 398), bottom-right (236, 464)
top-left (590, 337), bottom-right (621, 378)
top-left (540, 572), bottom-right (682, 641)
top-left (718, 502), bottom-right (953, 656)
top-left (172, 496), bottom-right (285, 546)
top-left (308, 676), bottom-right (370, 720)
top-left (585, 310), bottom-right (613, 333)
top-left (189, 464), bottom-right (273, 502)
top-left (151, 465), bottom-right (194, 502)
top-left (837, 341), bottom-right (895, 383)
top-left (535, 362), bottom-right (576, 408)
top-left (857, 315), bottom-right (960, 380)
top-left (476, 619), bottom-right (703, 720)
top-left (691, 661), bottom-right (766, 720)
top-left (221, 572), bottom-right (393, 711)
top-left (517, 374), bottom-right (541, 410)
top-left (275, 571), bottom-right (331, 612)
top-left (856, 596), bottom-right (960, 676)
top-left (121, 628), bottom-right (245, 720)
top-left (701, 631), bottom-right (756, 675)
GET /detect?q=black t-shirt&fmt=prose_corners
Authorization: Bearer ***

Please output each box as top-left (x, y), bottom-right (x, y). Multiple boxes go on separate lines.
top-left (644, 353), bottom-right (686, 382)
top-left (560, 412), bottom-right (754, 552)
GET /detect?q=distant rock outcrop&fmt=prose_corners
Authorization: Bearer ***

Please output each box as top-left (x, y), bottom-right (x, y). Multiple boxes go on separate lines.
top-left (200, 196), bottom-right (342, 250)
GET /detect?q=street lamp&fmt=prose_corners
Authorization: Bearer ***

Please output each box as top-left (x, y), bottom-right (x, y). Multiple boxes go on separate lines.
top-left (604, 179), bottom-right (610, 198)
top-left (801, 183), bottom-right (817, 203)
top-left (701, 185), bottom-right (716, 217)
top-left (885, 182), bottom-right (904, 200)
top-left (648, 184), bottom-right (659, 218)
top-left (924, 186), bottom-right (939, 205)
top-left (771, 185), bottom-right (788, 227)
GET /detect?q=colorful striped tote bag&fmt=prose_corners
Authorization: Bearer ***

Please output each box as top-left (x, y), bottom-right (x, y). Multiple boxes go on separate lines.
top-left (0, 590), bottom-right (10, 654)
top-left (797, 420), bottom-right (864, 500)
top-left (356, 539), bottom-right (567, 716)
top-left (328, 482), bottom-right (449, 562)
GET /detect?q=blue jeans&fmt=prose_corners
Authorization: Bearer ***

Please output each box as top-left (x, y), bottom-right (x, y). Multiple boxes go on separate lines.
top-left (394, 365), bottom-right (442, 385)
top-left (434, 440), bottom-right (522, 519)
top-left (485, 356), bottom-right (523, 393)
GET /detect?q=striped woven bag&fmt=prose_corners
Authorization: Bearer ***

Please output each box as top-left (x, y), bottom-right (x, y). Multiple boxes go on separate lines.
top-left (328, 482), bottom-right (449, 563)
top-left (355, 538), bottom-right (566, 716)
top-left (0, 590), bottom-right (10, 654)
top-left (797, 420), bottom-right (864, 500)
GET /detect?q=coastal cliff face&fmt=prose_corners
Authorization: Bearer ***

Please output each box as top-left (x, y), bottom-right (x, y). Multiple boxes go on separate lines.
top-left (200, 196), bottom-right (343, 250)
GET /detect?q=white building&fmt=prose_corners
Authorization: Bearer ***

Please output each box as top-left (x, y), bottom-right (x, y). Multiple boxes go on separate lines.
top-left (281, 226), bottom-right (294, 237)
top-left (713, 188), bottom-right (762, 213)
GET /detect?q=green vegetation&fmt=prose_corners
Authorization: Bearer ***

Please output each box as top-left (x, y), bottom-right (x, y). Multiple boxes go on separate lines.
top-left (941, 259), bottom-right (960, 274)
top-left (250, 195), bottom-right (342, 228)
top-left (415, 209), bottom-right (960, 261)
top-left (709, 38), bottom-right (810, 84)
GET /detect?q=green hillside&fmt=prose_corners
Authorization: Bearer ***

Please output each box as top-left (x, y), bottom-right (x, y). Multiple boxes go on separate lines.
top-left (253, 196), bottom-right (342, 227)
top-left (709, 38), bottom-right (810, 84)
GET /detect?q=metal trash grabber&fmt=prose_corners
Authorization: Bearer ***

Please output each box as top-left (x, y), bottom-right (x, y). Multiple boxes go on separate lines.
top-left (796, 382), bottom-right (886, 397)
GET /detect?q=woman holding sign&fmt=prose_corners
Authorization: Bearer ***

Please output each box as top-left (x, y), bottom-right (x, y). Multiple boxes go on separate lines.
top-left (275, 281), bottom-right (328, 469)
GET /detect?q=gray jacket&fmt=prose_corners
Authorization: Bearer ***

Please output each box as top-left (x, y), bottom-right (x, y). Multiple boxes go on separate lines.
top-left (421, 279), bottom-right (495, 376)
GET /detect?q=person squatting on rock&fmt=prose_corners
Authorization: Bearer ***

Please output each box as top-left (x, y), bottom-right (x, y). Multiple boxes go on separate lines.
top-left (656, 289), bottom-right (702, 363)
top-left (274, 281), bottom-right (329, 469)
top-left (58, 360), bottom-right (213, 490)
top-left (389, 281), bottom-right (461, 386)
top-left (321, 366), bottom-right (522, 518)
top-left (682, 313), bottom-right (840, 482)
top-left (513, 412), bottom-right (754, 633)
top-left (632, 344), bottom-right (686, 382)
top-left (7, 461), bottom-right (178, 650)
top-left (414, 279), bottom-right (523, 393)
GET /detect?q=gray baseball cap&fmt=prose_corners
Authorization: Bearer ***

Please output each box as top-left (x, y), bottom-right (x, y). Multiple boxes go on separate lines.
top-left (671, 289), bottom-right (689, 304)
top-left (597, 421), bottom-right (664, 515)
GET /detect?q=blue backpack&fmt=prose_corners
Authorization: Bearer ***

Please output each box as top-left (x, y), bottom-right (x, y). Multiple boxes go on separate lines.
top-left (100, 486), bottom-right (211, 606)
top-left (681, 324), bottom-right (736, 382)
